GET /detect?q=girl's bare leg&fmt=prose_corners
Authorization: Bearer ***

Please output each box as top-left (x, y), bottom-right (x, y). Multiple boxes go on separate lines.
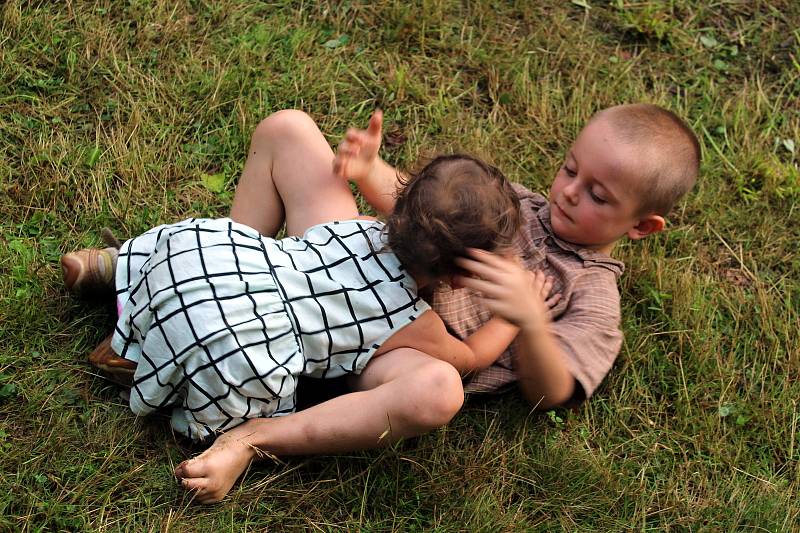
top-left (229, 110), bottom-right (359, 237)
top-left (175, 348), bottom-right (464, 504)
top-left (178, 111), bottom-right (463, 504)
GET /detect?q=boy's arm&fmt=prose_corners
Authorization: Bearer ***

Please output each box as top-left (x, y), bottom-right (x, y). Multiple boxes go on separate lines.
top-left (510, 313), bottom-right (575, 409)
top-left (332, 109), bottom-right (406, 216)
top-left (454, 249), bottom-right (574, 409)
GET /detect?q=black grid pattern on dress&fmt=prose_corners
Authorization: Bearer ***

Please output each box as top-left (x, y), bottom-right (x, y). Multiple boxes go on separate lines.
top-left (268, 222), bottom-right (423, 379)
top-left (112, 218), bottom-right (426, 440)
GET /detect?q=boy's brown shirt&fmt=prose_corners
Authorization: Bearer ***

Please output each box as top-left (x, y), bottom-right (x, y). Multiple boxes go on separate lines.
top-left (430, 184), bottom-right (625, 400)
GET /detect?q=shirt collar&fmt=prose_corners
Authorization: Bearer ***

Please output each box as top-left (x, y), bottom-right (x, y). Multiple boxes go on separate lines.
top-left (536, 203), bottom-right (625, 275)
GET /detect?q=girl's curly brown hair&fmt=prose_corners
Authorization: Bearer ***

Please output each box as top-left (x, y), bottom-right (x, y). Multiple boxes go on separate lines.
top-left (385, 154), bottom-right (520, 280)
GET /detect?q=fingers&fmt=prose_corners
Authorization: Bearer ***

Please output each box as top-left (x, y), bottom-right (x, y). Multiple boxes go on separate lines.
top-left (465, 247), bottom-right (513, 267)
top-left (531, 272), bottom-right (563, 310)
top-left (455, 248), bottom-right (521, 281)
top-left (453, 274), bottom-right (502, 297)
top-left (457, 249), bottom-right (563, 311)
top-left (541, 274), bottom-right (553, 294)
top-left (454, 256), bottom-right (503, 282)
top-left (529, 270), bottom-right (549, 293)
top-left (367, 108), bottom-right (383, 136)
top-left (544, 293), bottom-right (562, 309)
top-left (333, 134), bottom-right (361, 178)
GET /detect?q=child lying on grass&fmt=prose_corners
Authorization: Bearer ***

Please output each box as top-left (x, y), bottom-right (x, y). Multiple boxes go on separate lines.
top-left (63, 152), bottom-right (548, 440)
top-left (336, 104), bottom-right (701, 407)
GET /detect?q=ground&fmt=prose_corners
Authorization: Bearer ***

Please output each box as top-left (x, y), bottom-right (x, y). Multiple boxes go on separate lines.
top-left (0, 1), bottom-right (798, 530)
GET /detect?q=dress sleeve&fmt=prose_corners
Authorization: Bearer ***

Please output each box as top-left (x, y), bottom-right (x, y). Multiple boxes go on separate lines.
top-left (548, 268), bottom-right (623, 400)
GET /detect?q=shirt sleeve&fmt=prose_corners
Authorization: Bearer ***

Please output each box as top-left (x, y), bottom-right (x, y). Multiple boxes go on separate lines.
top-left (548, 268), bottom-right (623, 400)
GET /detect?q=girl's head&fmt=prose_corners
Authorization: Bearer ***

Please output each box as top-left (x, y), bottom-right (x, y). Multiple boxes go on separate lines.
top-left (386, 154), bottom-right (520, 281)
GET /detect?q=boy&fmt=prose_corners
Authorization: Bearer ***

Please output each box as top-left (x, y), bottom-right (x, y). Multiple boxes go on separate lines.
top-left (335, 103), bottom-right (700, 407)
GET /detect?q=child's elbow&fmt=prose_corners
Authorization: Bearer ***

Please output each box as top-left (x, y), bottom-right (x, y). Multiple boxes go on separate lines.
top-left (519, 376), bottom-right (575, 410)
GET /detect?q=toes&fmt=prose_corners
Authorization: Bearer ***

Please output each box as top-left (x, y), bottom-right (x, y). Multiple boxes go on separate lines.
top-left (176, 457), bottom-right (207, 479)
top-left (181, 477), bottom-right (223, 504)
top-left (181, 477), bottom-right (206, 492)
top-left (174, 460), bottom-right (187, 479)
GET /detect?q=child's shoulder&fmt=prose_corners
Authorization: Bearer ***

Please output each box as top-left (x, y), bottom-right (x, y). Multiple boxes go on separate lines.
top-left (510, 182), bottom-right (548, 206)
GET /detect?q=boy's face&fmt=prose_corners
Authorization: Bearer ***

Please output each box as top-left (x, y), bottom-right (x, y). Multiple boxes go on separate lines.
top-left (548, 116), bottom-right (655, 253)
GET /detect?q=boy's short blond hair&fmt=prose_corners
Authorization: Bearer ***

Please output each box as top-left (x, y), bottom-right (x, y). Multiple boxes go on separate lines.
top-left (594, 103), bottom-right (701, 216)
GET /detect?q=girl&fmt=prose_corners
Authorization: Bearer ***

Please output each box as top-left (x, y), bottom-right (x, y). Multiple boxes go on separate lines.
top-left (64, 153), bottom-right (529, 439)
top-left (62, 110), bottom-right (557, 502)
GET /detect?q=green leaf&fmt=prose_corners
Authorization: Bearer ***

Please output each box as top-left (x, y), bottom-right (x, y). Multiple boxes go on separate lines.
top-left (323, 35), bottom-right (349, 49)
top-left (200, 172), bottom-right (226, 193)
top-left (571, 0), bottom-right (591, 9)
top-left (85, 146), bottom-right (101, 168)
top-left (0, 383), bottom-right (16, 399)
top-left (700, 35), bottom-right (718, 48)
top-left (718, 404), bottom-right (735, 417)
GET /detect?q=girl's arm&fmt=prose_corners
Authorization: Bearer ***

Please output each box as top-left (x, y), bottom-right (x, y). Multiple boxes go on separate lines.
top-left (377, 262), bottom-right (561, 375)
top-left (461, 316), bottom-right (520, 370)
top-left (374, 310), bottom-right (518, 375)
top-left (332, 110), bottom-right (405, 216)
top-left (354, 158), bottom-right (404, 216)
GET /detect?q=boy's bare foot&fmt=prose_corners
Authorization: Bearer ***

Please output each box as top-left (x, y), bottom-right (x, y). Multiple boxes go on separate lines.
top-left (174, 427), bottom-right (261, 504)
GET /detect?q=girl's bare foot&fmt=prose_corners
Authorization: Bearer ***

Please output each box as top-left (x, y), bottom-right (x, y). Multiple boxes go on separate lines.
top-left (174, 427), bottom-right (261, 504)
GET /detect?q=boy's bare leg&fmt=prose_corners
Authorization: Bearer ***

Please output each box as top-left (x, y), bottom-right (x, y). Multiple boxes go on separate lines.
top-left (229, 109), bottom-right (359, 237)
top-left (175, 349), bottom-right (464, 503)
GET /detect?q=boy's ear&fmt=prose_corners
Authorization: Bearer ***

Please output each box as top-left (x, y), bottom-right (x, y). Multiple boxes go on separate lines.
top-left (627, 214), bottom-right (665, 240)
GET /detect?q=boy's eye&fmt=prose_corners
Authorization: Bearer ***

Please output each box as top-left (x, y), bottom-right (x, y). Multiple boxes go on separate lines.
top-left (563, 165), bottom-right (577, 177)
top-left (590, 191), bottom-right (607, 204)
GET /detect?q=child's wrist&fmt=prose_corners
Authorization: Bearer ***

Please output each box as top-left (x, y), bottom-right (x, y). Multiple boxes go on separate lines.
top-left (366, 158), bottom-right (385, 181)
top-left (349, 162), bottom-right (378, 185)
top-left (519, 313), bottom-right (549, 335)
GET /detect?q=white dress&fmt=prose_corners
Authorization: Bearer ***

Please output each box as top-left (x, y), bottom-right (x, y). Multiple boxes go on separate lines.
top-left (111, 218), bottom-right (429, 440)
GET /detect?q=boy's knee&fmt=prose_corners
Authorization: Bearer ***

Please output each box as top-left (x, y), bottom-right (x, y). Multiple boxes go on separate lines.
top-left (404, 361), bottom-right (464, 429)
top-left (253, 109), bottom-right (318, 143)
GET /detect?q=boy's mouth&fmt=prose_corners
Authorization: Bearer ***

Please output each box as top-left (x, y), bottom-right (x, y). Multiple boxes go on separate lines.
top-left (553, 201), bottom-right (572, 222)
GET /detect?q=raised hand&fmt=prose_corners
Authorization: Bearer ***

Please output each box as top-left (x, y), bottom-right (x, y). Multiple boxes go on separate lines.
top-left (332, 109), bottom-right (383, 182)
top-left (454, 249), bottom-right (561, 329)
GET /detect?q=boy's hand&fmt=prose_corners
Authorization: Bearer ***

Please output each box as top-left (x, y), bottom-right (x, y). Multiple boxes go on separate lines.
top-left (332, 109), bottom-right (383, 182)
top-left (454, 248), bottom-right (560, 330)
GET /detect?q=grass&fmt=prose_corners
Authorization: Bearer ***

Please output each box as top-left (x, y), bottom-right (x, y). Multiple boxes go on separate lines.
top-left (1, 0), bottom-right (799, 530)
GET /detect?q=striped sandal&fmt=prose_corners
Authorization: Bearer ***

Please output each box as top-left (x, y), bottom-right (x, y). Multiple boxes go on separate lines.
top-left (60, 229), bottom-right (123, 297)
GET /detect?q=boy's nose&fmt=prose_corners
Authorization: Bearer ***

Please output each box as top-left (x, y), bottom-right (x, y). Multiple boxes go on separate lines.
top-left (563, 182), bottom-right (579, 204)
